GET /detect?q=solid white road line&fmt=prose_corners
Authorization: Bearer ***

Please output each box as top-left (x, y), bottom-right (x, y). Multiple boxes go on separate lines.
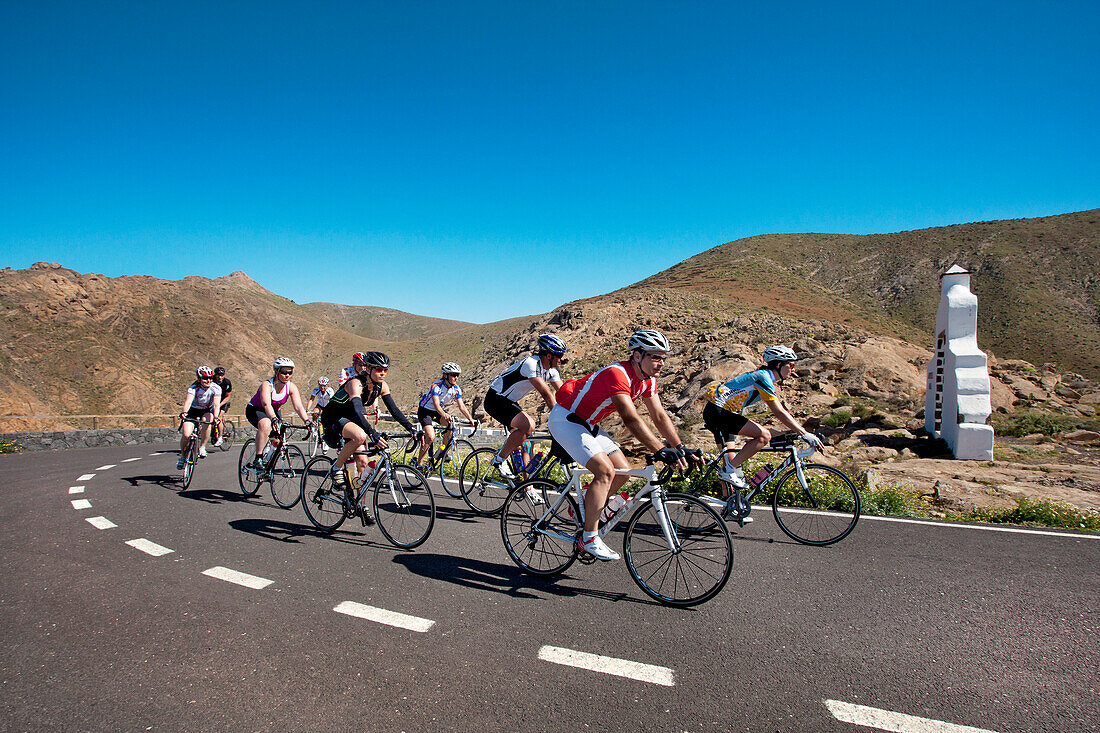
top-left (68, 486), bottom-right (85, 494)
top-left (537, 645), bottom-right (676, 687)
top-left (333, 601), bottom-right (435, 632)
top-left (95, 464), bottom-right (117, 470)
top-left (122, 457), bottom-right (143, 463)
top-left (71, 499), bottom-right (92, 510)
top-left (854, 513), bottom-right (1100, 540)
top-left (76, 473), bottom-right (96, 481)
top-left (86, 516), bottom-right (117, 530)
top-left (126, 538), bottom-right (174, 556)
top-left (202, 566), bottom-right (274, 590)
top-left (825, 700), bottom-right (999, 733)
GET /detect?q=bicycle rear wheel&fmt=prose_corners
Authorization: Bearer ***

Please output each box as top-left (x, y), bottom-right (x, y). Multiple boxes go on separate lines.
top-left (623, 493), bottom-right (733, 607)
top-left (300, 456), bottom-right (346, 531)
top-left (181, 437), bottom-right (198, 489)
top-left (237, 439), bottom-right (262, 497)
top-left (217, 421), bottom-right (235, 451)
top-left (436, 439), bottom-right (473, 497)
top-left (374, 463), bottom-right (435, 549)
top-left (460, 447), bottom-right (512, 516)
top-left (270, 444), bottom-right (306, 508)
top-left (306, 426), bottom-right (320, 457)
top-left (771, 464), bottom-right (860, 546)
top-left (500, 479), bottom-right (580, 576)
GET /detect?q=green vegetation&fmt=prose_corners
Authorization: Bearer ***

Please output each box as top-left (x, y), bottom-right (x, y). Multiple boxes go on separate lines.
top-left (0, 439), bottom-right (22, 454)
top-left (961, 497), bottom-right (1100, 531)
top-left (993, 409), bottom-right (1100, 437)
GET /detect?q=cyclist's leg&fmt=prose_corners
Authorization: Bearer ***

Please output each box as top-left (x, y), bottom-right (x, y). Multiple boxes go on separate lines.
top-left (730, 420), bottom-right (770, 469)
top-left (179, 419), bottom-right (193, 454)
top-left (199, 412), bottom-right (214, 450)
top-left (415, 407), bottom-right (435, 465)
top-left (334, 420), bottom-right (369, 475)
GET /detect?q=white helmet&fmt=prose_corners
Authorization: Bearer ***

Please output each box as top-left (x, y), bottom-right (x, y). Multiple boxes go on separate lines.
top-left (273, 357), bottom-right (295, 371)
top-left (441, 362), bottom-right (461, 375)
top-left (627, 329), bottom-right (671, 354)
top-left (762, 345), bottom-right (798, 364)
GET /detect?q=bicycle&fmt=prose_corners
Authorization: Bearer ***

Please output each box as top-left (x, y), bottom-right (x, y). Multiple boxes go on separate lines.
top-left (211, 416), bottom-right (236, 452)
top-left (400, 418), bottom-right (476, 498)
top-left (305, 419), bottom-right (327, 458)
top-left (501, 455), bottom-right (733, 607)
top-left (178, 416), bottom-right (203, 489)
top-left (688, 433), bottom-right (860, 546)
top-left (459, 432), bottom-right (567, 516)
top-left (299, 431), bottom-right (435, 549)
top-left (237, 421), bottom-right (309, 508)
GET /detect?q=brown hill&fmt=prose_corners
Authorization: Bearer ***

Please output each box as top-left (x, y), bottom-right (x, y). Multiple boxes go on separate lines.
top-left (300, 302), bottom-right (473, 342)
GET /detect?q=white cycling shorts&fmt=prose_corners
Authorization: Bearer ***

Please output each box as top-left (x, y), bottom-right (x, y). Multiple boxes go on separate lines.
top-left (548, 404), bottom-right (620, 467)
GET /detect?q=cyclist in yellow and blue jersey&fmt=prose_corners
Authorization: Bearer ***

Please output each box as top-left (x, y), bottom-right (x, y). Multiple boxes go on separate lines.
top-left (703, 345), bottom-right (824, 499)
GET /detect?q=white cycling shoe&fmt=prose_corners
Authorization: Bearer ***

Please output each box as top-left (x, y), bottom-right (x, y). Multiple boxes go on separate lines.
top-left (577, 533), bottom-right (620, 561)
top-left (213, 437), bottom-right (223, 447)
top-left (198, 447), bottom-right (208, 459)
top-left (491, 457), bottom-right (515, 480)
top-left (717, 466), bottom-right (748, 490)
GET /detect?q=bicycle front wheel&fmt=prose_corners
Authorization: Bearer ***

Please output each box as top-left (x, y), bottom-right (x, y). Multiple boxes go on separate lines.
top-left (306, 426), bottom-right (319, 457)
top-left (300, 456), bottom-right (346, 531)
top-left (500, 479), bottom-right (580, 576)
top-left (374, 463), bottom-right (436, 549)
top-left (181, 438), bottom-right (198, 489)
top-left (218, 421), bottom-right (235, 451)
top-left (771, 463), bottom-right (860, 546)
top-left (270, 444), bottom-right (306, 508)
top-left (436, 439), bottom-right (473, 497)
top-left (460, 448), bottom-right (512, 516)
top-left (237, 439), bottom-right (262, 496)
top-left (623, 493), bottom-right (733, 607)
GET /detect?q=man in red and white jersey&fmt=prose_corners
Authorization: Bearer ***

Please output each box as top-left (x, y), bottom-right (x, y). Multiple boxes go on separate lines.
top-left (549, 329), bottom-right (698, 561)
top-left (338, 352), bottom-right (366, 386)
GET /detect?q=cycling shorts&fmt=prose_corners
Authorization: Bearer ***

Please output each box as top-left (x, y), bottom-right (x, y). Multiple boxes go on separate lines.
top-left (702, 402), bottom-right (750, 445)
top-left (417, 406), bottom-right (445, 427)
top-left (320, 415), bottom-right (348, 450)
top-left (186, 406), bottom-right (214, 421)
top-left (484, 389), bottom-right (523, 427)
top-left (547, 404), bottom-right (619, 467)
top-left (246, 403), bottom-right (282, 428)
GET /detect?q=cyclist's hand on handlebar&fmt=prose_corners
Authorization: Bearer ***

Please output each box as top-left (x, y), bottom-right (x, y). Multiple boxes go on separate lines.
top-left (682, 447), bottom-right (705, 470)
top-left (801, 433), bottom-right (825, 452)
top-left (653, 446), bottom-right (682, 465)
top-left (372, 435), bottom-right (388, 450)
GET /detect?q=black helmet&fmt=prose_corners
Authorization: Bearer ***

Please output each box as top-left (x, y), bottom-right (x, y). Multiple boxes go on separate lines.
top-left (213, 366), bottom-right (226, 376)
top-left (362, 351), bottom-right (390, 369)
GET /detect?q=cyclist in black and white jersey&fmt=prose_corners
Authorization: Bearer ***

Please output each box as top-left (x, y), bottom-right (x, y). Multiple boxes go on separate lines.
top-left (484, 334), bottom-right (567, 478)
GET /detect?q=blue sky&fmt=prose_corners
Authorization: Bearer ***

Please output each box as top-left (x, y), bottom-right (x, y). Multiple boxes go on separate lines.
top-left (2, 1), bottom-right (1097, 323)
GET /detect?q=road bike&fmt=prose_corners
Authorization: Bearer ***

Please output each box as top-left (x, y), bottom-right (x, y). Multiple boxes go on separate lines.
top-left (400, 418), bottom-right (476, 498)
top-left (211, 416), bottom-right (236, 452)
top-left (687, 433), bottom-right (860, 546)
top-left (237, 421), bottom-right (309, 508)
top-left (458, 432), bottom-right (568, 516)
top-left (299, 431), bottom-right (435, 549)
top-left (178, 416), bottom-right (204, 489)
top-left (305, 419), bottom-right (328, 458)
top-left (501, 456), bottom-right (733, 607)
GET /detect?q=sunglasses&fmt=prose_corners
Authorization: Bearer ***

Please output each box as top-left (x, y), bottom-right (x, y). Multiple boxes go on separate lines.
top-left (199, 376), bottom-right (212, 380)
top-left (373, 367), bottom-right (388, 372)
top-left (645, 352), bottom-right (667, 362)
top-left (278, 369), bottom-right (294, 375)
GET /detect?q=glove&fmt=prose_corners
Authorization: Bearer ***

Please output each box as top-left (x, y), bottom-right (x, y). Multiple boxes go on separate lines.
top-left (653, 446), bottom-right (683, 464)
top-left (802, 433), bottom-right (824, 451)
top-left (270, 416), bottom-right (284, 432)
top-left (682, 447), bottom-right (705, 468)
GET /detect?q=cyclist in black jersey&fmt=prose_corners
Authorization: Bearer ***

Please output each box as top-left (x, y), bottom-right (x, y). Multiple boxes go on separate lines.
top-left (321, 351), bottom-right (418, 486)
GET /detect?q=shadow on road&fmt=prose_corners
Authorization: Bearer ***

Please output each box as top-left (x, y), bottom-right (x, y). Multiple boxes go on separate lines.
top-left (121, 473), bottom-right (183, 491)
top-left (178, 487), bottom-right (253, 504)
top-left (392, 553), bottom-right (652, 607)
top-left (227, 517), bottom-right (390, 549)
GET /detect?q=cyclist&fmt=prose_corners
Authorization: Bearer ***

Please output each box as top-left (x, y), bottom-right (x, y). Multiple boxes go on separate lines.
top-left (484, 334), bottom-right (567, 478)
top-left (212, 366), bottom-right (232, 447)
top-left (549, 329), bottom-right (700, 561)
top-left (338, 351), bottom-right (367, 386)
top-left (415, 362), bottom-right (476, 468)
top-left (177, 366), bottom-right (221, 469)
top-left (306, 376), bottom-right (336, 454)
top-left (244, 357), bottom-right (312, 470)
top-left (321, 351), bottom-right (419, 523)
top-left (702, 344), bottom-right (825, 503)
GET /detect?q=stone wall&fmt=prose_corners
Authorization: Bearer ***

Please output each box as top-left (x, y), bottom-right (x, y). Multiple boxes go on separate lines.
top-left (1, 428), bottom-right (177, 452)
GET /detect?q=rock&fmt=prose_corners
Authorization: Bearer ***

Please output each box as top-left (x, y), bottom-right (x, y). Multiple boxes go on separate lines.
top-left (1079, 392), bottom-right (1100, 405)
top-left (1061, 430), bottom-right (1100, 445)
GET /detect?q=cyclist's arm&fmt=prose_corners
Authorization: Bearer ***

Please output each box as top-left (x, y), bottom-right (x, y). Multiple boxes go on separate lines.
top-left (529, 376), bottom-right (558, 410)
top-left (641, 391), bottom-right (685, 448)
top-left (180, 391), bottom-right (195, 416)
top-left (610, 393), bottom-right (665, 454)
top-left (288, 384), bottom-right (310, 423)
top-left (379, 382), bottom-right (414, 433)
top-left (345, 379), bottom-right (382, 443)
top-left (305, 394), bottom-right (318, 412)
top-left (455, 397), bottom-right (475, 424)
top-left (259, 381), bottom-right (277, 420)
top-left (764, 398), bottom-right (810, 435)
top-left (431, 394), bottom-right (445, 417)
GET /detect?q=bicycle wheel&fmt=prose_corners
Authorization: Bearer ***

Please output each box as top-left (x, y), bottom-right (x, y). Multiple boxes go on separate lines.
top-left (218, 421), bottom-right (235, 451)
top-left (270, 444), bottom-right (306, 508)
top-left (436, 438), bottom-right (473, 497)
top-left (623, 493), bottom-right (733, 607)
top-left (771, 463), bottom-right (860, 546)
top-left (306, 426), bottom-right (319, 457)
top-left (181, 437), bottom-right (198, 489)
top-left (460, 448), bottom-right (512, 516)
top-left (500, 479), bottom-right (580, 576)
top-left (237, 439), bottom-right (262, 497)
top-left (374, 463), bottom-right (435, 549)
top-left (300, 456), bottom-right (346, 531)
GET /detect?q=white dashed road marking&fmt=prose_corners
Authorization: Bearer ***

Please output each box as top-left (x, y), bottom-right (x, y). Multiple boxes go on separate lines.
top-left (68, 486), bottom-right (85, 494)
top-left (76, 473), bottom-right (96, 481)
top-left (126, 538), bottom-right (174, 556)
top-left (71, 499), bottom-right (92, 510)
top-left (202, 566), bottom-right (274, 590)
top-left (537, 645), bottom-right (675, 686)
top-left (824, 699), bottom-right (999, 732)
top-left (122, 457), bottom-right (143, 463)
top-left (333, 601), bottom-right (435, 632)
top-left (95, 464), bottom-right (117, 470)
top-left (86, 516), bottom-right (117, 530)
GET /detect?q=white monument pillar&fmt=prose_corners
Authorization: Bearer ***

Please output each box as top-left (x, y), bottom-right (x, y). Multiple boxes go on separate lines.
top-left (925, 265), bottom-right (995, 460)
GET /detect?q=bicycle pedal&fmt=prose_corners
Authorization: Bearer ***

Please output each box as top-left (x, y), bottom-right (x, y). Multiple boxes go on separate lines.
top-left (577, 551), bottom-right (596, 565)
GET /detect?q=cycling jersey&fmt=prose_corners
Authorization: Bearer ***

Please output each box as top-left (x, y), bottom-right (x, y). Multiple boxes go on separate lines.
top-left (214, 377), bottom-right (232, 401)
top-left (488, 355), bottom-right (561, 401)
top-left (419, 380), bottom-right (462, 410)
top-left (248, 378), bottom-right (290, 410)
top-left (705, 368), bottom-right (779, 413)
top-left (323, 375), bottom-right (382, 426)
top-left (555, 361), bottom-right (654, 426)
top-left (338, 366), bottom-right (356, 386)
top-left (311, 386), bottom-right (335, 409)
top-left (187, 382), bottom-right (222, 410)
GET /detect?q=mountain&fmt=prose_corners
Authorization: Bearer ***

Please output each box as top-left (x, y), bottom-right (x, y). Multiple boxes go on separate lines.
top-left (300, 302), bottom-right (473, 342)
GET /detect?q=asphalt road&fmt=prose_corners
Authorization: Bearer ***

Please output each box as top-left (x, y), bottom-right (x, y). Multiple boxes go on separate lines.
top-left (1, 442), bottom-right (1097, 732)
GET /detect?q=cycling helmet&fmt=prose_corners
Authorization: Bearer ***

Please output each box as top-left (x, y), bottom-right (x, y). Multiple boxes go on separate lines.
top-left (537, 334), bottom-right (568, 355)
top-left (362, 351), bottom-right (390, 369)
top-left (627, 329), bottom-right (671, 354)
top-left (196, 365), bottom-right (214, 379)
top-left (317, 376), bottom-right (329, 388)
top-left (762, 345), bottom-right (798, 365)
top-left (441, 362), bottom-right (462, 375)
top-left (273, 357), bottom-right (295, 371)
top-left (352, 351), bottom-right (366, 364)
top-left (213, 366), bottom-right (226, 376)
